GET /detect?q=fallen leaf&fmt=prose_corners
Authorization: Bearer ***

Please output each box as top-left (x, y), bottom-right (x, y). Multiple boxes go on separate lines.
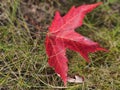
top-left (67, 75), bottom-right (84, 83)
top-left (45, 2), bottom-right (108, 86)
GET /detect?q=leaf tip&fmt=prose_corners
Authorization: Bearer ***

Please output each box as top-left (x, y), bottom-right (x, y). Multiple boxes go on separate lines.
top-left (97, 47), bottom-right (109, 52)
top-left (55, 11), bottom-right (61, 17)
top-left (93, 2), bottom-right (103, 7)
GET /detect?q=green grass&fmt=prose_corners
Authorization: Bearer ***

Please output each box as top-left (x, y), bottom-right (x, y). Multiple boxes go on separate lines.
top-left (0, 0), bottom-right (120, 90)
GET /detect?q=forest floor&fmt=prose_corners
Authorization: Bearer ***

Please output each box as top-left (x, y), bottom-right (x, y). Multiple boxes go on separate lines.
top-left (0, 0), bottom-right (120, 90)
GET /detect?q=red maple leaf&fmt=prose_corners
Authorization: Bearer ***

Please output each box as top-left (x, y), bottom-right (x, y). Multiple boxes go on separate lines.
top-left (45, 2), bottom-right (108, 86)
